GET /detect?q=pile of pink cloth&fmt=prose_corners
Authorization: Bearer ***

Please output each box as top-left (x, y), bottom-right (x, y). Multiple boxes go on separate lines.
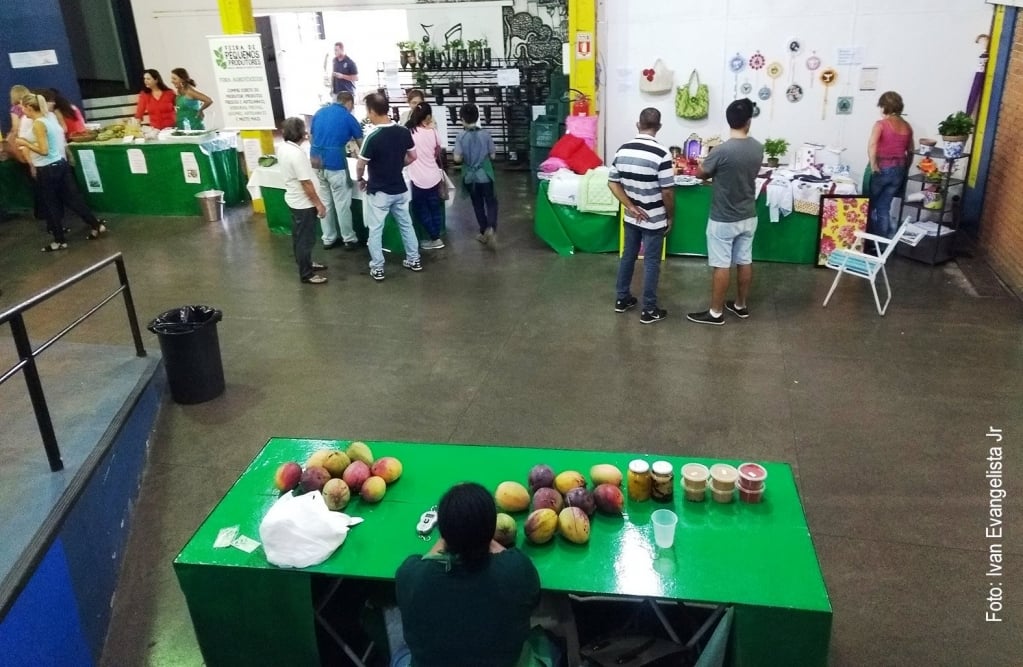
top-left (539, 115), bottom-right (601, 174)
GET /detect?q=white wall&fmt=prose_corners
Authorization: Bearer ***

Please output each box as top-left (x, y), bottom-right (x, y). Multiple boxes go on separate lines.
top-left (404, 6), bottom-right (505, 58)
top-left (599, 0), bottom-right (993, 177)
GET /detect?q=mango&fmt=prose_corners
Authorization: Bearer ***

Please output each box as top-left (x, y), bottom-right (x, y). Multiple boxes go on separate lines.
top-left (274, 462), bottom-right (302, 492)
top-left (593, 483), bottom-right (625, 514)
top-left (495, 481), bottom-right (531, 513)
top-left (342, 460), bottom-right (371, 491)
top-left (306, 449), bottom-right (333, 470)
top-left (555, 470), bottom-right (586, 495)
top-left (565, 487), bottom-right (596, 516)
top-left (528, 464), bottom-right (556, 493)
top-left (558, 507), bottom-right (591, 544)
top-left (524, 508), bottom-right (558, 544)
top-left (590, 464), bottom-right (623, 488)
top-left (494, 513), bottom-right (517, 548)
top-left (300, 466), bottom-right (331, 493)
top-left (532, 487), bottom-right (564, 513)
top-left (370, 457), bottom-right (403, 484)
top-left (360, 476), bottom-right (387, 503)
top-left (307, 449), bottom-right (350, 477)
top-left (322, 478), bottom-right (351, 511)
top-left (346, 441), bottom-right (375, 466)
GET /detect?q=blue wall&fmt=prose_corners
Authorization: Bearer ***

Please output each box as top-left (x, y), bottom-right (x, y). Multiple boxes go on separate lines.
top-left (0, 0), bottom-right (82, 133)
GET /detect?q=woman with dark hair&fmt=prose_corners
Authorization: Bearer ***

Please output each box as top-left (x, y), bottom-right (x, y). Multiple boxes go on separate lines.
top-left (867, 91), bottom-right (913, 239)
top-left (134, 69), bottom-right (176, 129)
top-left (395, 482), bottom-right (541, 666)
top-left (170, 68), bottom-right (213, 130)
top-left (37, 88), bottom-right (86, 137)
top-left (17, 94), bottom-right (107, 251)
top-left (277, 117), bottom-right (328, 284)
top-left (405, 102), bottom-right (446, 249)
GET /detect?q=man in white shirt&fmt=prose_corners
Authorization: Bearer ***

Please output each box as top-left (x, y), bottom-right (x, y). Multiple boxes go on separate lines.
top-left (277, 117), bottom-right (328, 284)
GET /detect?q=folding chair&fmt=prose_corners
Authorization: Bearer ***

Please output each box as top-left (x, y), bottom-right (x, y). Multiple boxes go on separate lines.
top-left (822, 217), bottom-right (911, 316)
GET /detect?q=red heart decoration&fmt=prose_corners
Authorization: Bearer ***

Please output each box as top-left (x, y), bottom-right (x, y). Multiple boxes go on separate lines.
top-left (643, 68), bottom-right (654, 77)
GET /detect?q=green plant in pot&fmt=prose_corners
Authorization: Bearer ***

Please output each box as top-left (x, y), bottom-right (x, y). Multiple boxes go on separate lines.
top-left (414, 70), bottom-right (431, 90)
top-left (763, 138), bottom-right (789, 168)
top-left (397, 41), bottom-right (417, 69)
top-left (467, 39), bottom-right (483, 68)
top-left (481, 37), bottom-right (492, 68)
top-left (448, 39), bottom-right (466, 69)
top-left (938, 111), bottom-right (974, 142)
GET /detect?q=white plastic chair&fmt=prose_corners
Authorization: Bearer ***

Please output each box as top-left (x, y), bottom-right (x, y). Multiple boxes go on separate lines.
top-left (822, 217), bottom-right (912, 316)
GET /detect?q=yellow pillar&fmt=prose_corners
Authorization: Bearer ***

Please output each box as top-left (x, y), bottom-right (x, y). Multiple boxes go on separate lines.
top-left (217, 0), bottom-right (274, 212)
top-left (568, 0), bottom-right (597, 110)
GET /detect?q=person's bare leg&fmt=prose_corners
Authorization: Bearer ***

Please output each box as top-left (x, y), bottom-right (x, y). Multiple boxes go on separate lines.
top-left (711, 268), bottom-right (730, 314)
top-left (735, 263), bottom-right (753, 308)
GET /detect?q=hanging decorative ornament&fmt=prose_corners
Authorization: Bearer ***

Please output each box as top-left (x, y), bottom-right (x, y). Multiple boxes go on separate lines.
top-left (752, 103), bottom-right (761, 118)
top-left (820, 68), bottom-right (838, 120)
top-left (788, 39), bottom-right (802, 55)
top-left (806, 51), bottom-right (821, 87)
top-left (787, 39), bottom-right (802, 84)
top-left (766, 61), bottom-right (783, 118)
top-left (786, 83), bottom-right (804, 103)
top-left (758, 85), bottom-right (772, 101)
top-left (749, 51), bottom-right (766, 71)
top-left (740, 81), bottom-right (753, 96)
top-left (729, 53), bottom-right (745, 99)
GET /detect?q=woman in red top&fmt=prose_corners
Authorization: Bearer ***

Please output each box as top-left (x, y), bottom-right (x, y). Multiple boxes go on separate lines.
top-left (867, 91), bottom-right (913, 239)
top-left (134, 69), bottom-right (175, 129)
top-left (38, 88), bottom-right (87, 137)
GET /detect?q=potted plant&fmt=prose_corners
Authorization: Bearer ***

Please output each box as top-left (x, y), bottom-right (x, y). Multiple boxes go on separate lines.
top-left (414, 70), bottom-right (431, 90)
top-left (397, 41), bottom-right (418, 70)
top-left (467, 39), bottom-right (483, 68)
top-left (481, 37), bottom-right (492, 68)
top-left (938, 111), bottom-right (974, 158)
top-left (763, 138), bottom-right (789, 168)
top-left (449, 39), bottom-right (466, 69)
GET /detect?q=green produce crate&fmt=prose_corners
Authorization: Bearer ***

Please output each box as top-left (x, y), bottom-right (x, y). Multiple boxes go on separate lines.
top-left (545, 99), bottom-right (570, 121)
top-left (530, 119), bottom-right (564, 148)
top-left (549, 73), bottom-right (569, 100)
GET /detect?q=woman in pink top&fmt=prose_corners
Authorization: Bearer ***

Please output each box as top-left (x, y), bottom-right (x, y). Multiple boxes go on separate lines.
top-left (867, 91), bottom-right (914, 238)
top-left (405, 102), bottom-right (446, 249)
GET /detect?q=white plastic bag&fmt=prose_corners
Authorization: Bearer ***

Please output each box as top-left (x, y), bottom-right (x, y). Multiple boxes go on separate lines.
top-left (258, 491), bottom-right (363, 568)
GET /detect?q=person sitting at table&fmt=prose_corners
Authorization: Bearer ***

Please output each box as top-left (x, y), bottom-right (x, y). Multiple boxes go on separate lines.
top-left (170, 68), bottom-right (213, 130)
top-left (134, 69), bottom-right (176, 130)
top-left (16, 94), bottom-right (107, 252)
top-left (395, 482), bottom-right (542, 667)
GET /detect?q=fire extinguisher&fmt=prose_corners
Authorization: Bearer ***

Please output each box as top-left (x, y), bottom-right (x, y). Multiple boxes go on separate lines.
top-left (570, 89), bottom-right (590, 116)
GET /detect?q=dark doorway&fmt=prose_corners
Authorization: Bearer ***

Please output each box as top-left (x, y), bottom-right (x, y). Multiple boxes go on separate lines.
top-left (255, 16), bottom-right (286, 126)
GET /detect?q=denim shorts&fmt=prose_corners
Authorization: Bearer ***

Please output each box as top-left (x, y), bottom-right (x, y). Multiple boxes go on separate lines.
top-left (707, 217), bottom-right (758, 268)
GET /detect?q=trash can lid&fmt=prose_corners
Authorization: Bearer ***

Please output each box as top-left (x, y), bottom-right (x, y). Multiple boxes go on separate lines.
top-left (195, 190), bottom-right (224, 199)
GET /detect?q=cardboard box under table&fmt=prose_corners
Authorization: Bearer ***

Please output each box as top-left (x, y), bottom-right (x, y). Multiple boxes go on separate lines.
top-left (175, 437), bottom-right (832, 667)
top-left (535, 181), bottom-right (820, 263)
top-left (67, 134), bottom-right (245, 216)
top-left (247, 158), bottom-right (445, 251)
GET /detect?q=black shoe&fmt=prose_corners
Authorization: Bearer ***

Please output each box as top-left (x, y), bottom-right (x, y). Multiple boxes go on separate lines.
top-left (42, 242), bottom-right (68, 253)
top-left (686, 310), bottom-right (725, 326)
top-left (725, 301), bottom-right (750, 319)
top-left (639, 308), bottom-right (667, 324)
top-left (323, 240), bottom-right (343, 250)
top-left (615, 296), bottom-right (638, 313)
top-left (343, 241), bottom-right (359, 251)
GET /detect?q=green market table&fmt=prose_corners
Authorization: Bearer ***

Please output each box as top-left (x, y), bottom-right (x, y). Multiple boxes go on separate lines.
top-left (248, 163), bottom-right (445, 252)
top-left (534, 181), bottom-right (820, 264)
top-left (0, 159), bottom-right (33, 211)
top-left (175, 438), bottom-right (832, 667)
top-left (66, 133), bottom-right (245, 216)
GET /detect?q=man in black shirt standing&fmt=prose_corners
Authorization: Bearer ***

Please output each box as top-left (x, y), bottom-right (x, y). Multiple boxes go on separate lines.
top-left (331, 42), bottom-right (358, 96)
top-left (356, 93), bottom-right (423, 281)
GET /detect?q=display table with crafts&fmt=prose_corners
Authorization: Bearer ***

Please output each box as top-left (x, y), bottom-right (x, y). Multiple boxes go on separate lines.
top-left (535, 171), bottom-right (855, 264)
top-left (175, 437), bottom-right (832, 667)
top-left (66, 132), bottom-right (245, 216)
top-left (247, 158), bottom-right (445, 249)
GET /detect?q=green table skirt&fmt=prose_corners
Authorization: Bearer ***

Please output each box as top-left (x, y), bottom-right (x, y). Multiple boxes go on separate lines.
top-left (0, 160), bottom-right (34, 211)
top-left (260, 186), bottom-right (445, 255)
top-left (67, 140), bottom-right (246, 216)
top-left (535, 181), bottom-right (820, 264)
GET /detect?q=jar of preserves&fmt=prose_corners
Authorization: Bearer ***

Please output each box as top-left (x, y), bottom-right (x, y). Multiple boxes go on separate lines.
top-left (650, 460), bottom-right (674, 502)
top-left (627, 459), bottom-right (652, 501)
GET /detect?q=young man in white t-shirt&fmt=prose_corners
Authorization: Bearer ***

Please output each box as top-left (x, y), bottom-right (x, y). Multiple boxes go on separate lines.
top-left (277, 117), bottom-right (328, 284)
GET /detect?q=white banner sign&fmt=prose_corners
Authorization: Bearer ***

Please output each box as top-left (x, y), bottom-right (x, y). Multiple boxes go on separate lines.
top-left (207, 34), bottom-right (275, 130)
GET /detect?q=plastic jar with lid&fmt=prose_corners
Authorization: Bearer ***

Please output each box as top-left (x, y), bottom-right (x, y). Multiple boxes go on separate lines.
top-left (650, 460), bottom-right (674, 502)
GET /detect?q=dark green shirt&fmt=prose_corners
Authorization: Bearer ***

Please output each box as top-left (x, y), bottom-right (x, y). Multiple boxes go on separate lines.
top-left (395, 549), bottom-right (540, 667)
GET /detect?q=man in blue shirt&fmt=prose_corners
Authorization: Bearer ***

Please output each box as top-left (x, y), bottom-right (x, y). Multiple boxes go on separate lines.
top-left (310, 91), bottom-right (363, 249)
top-left (331, 42), bottom-right (358, 96)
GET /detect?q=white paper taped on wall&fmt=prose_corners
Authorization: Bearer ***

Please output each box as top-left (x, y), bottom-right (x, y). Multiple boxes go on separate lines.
top-left (9, 50), bottom-right (58, 69)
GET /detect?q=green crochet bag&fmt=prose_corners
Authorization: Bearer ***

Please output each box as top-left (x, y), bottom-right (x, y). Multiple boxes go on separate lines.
top-left (676, 70), bottom-right (709, 120)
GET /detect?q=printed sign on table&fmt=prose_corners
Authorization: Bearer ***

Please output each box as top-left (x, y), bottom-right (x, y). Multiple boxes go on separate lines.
top-left (207, 34), bottom-right (275, 130)
top-left (181, 152), bottom-right (201, 184)
top-left (78, 150), bottom-right (103, 193)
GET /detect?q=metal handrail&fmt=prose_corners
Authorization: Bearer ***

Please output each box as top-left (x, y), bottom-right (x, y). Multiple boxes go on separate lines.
top-left (0, 253), bottom-right (146, 472)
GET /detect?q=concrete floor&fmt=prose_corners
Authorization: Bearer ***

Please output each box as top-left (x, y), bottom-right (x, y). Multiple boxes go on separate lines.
top-left (1, 171), bottom-right (1020, 665)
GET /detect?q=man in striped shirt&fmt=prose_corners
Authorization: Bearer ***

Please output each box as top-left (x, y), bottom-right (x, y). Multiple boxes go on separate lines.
top-left (608, 108), bottom-right (676, 324)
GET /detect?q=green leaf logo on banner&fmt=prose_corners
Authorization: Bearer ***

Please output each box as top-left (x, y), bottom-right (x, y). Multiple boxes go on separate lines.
top-left (214, 47), bottom-right (227, 70)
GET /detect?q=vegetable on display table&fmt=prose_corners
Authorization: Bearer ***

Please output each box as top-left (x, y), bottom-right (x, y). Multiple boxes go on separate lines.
top-left (175, 437), bottom-right (831, 667)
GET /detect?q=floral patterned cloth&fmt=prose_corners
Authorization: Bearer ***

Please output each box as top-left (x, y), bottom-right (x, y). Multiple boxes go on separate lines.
top-left (817, 196), bottom-right (869, 266)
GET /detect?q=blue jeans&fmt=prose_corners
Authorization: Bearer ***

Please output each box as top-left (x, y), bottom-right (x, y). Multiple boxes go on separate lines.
top-left (467, 181), bottom-right (498, 233)
top-left (316, 168), bottom-right (355, 244)
top-left (411, 183), bottom-right (444, 240)
top-left (616, 223), bottom-right (665, 311)
top-left (363, 190), bottom-right (421, 270)
top-left (869, 166), bottom-right (906, 238)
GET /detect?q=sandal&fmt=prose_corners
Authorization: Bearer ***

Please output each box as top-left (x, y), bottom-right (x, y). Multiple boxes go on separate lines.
top-left (301, 274), bottom-right (327, 284)
top-left (42, 242), bottom-right (68, 253)
top-left (87, 223), bottom-right (108, 240)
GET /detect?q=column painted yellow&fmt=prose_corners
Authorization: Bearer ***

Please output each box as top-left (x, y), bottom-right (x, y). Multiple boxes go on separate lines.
top-left (568, 0), bottom-right (597, 110)
top-left (217, 0), bottom-right (274, 212)
top-left (968, 6), bottom-right (1004, 187)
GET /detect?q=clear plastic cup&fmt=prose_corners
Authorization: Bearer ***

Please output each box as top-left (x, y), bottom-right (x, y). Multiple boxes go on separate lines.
top-left (651, 509), bottom-right (678, 548)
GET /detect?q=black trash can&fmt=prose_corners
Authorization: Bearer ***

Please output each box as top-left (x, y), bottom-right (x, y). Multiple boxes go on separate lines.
top-left (147, 305), bottom-right (225, 404)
